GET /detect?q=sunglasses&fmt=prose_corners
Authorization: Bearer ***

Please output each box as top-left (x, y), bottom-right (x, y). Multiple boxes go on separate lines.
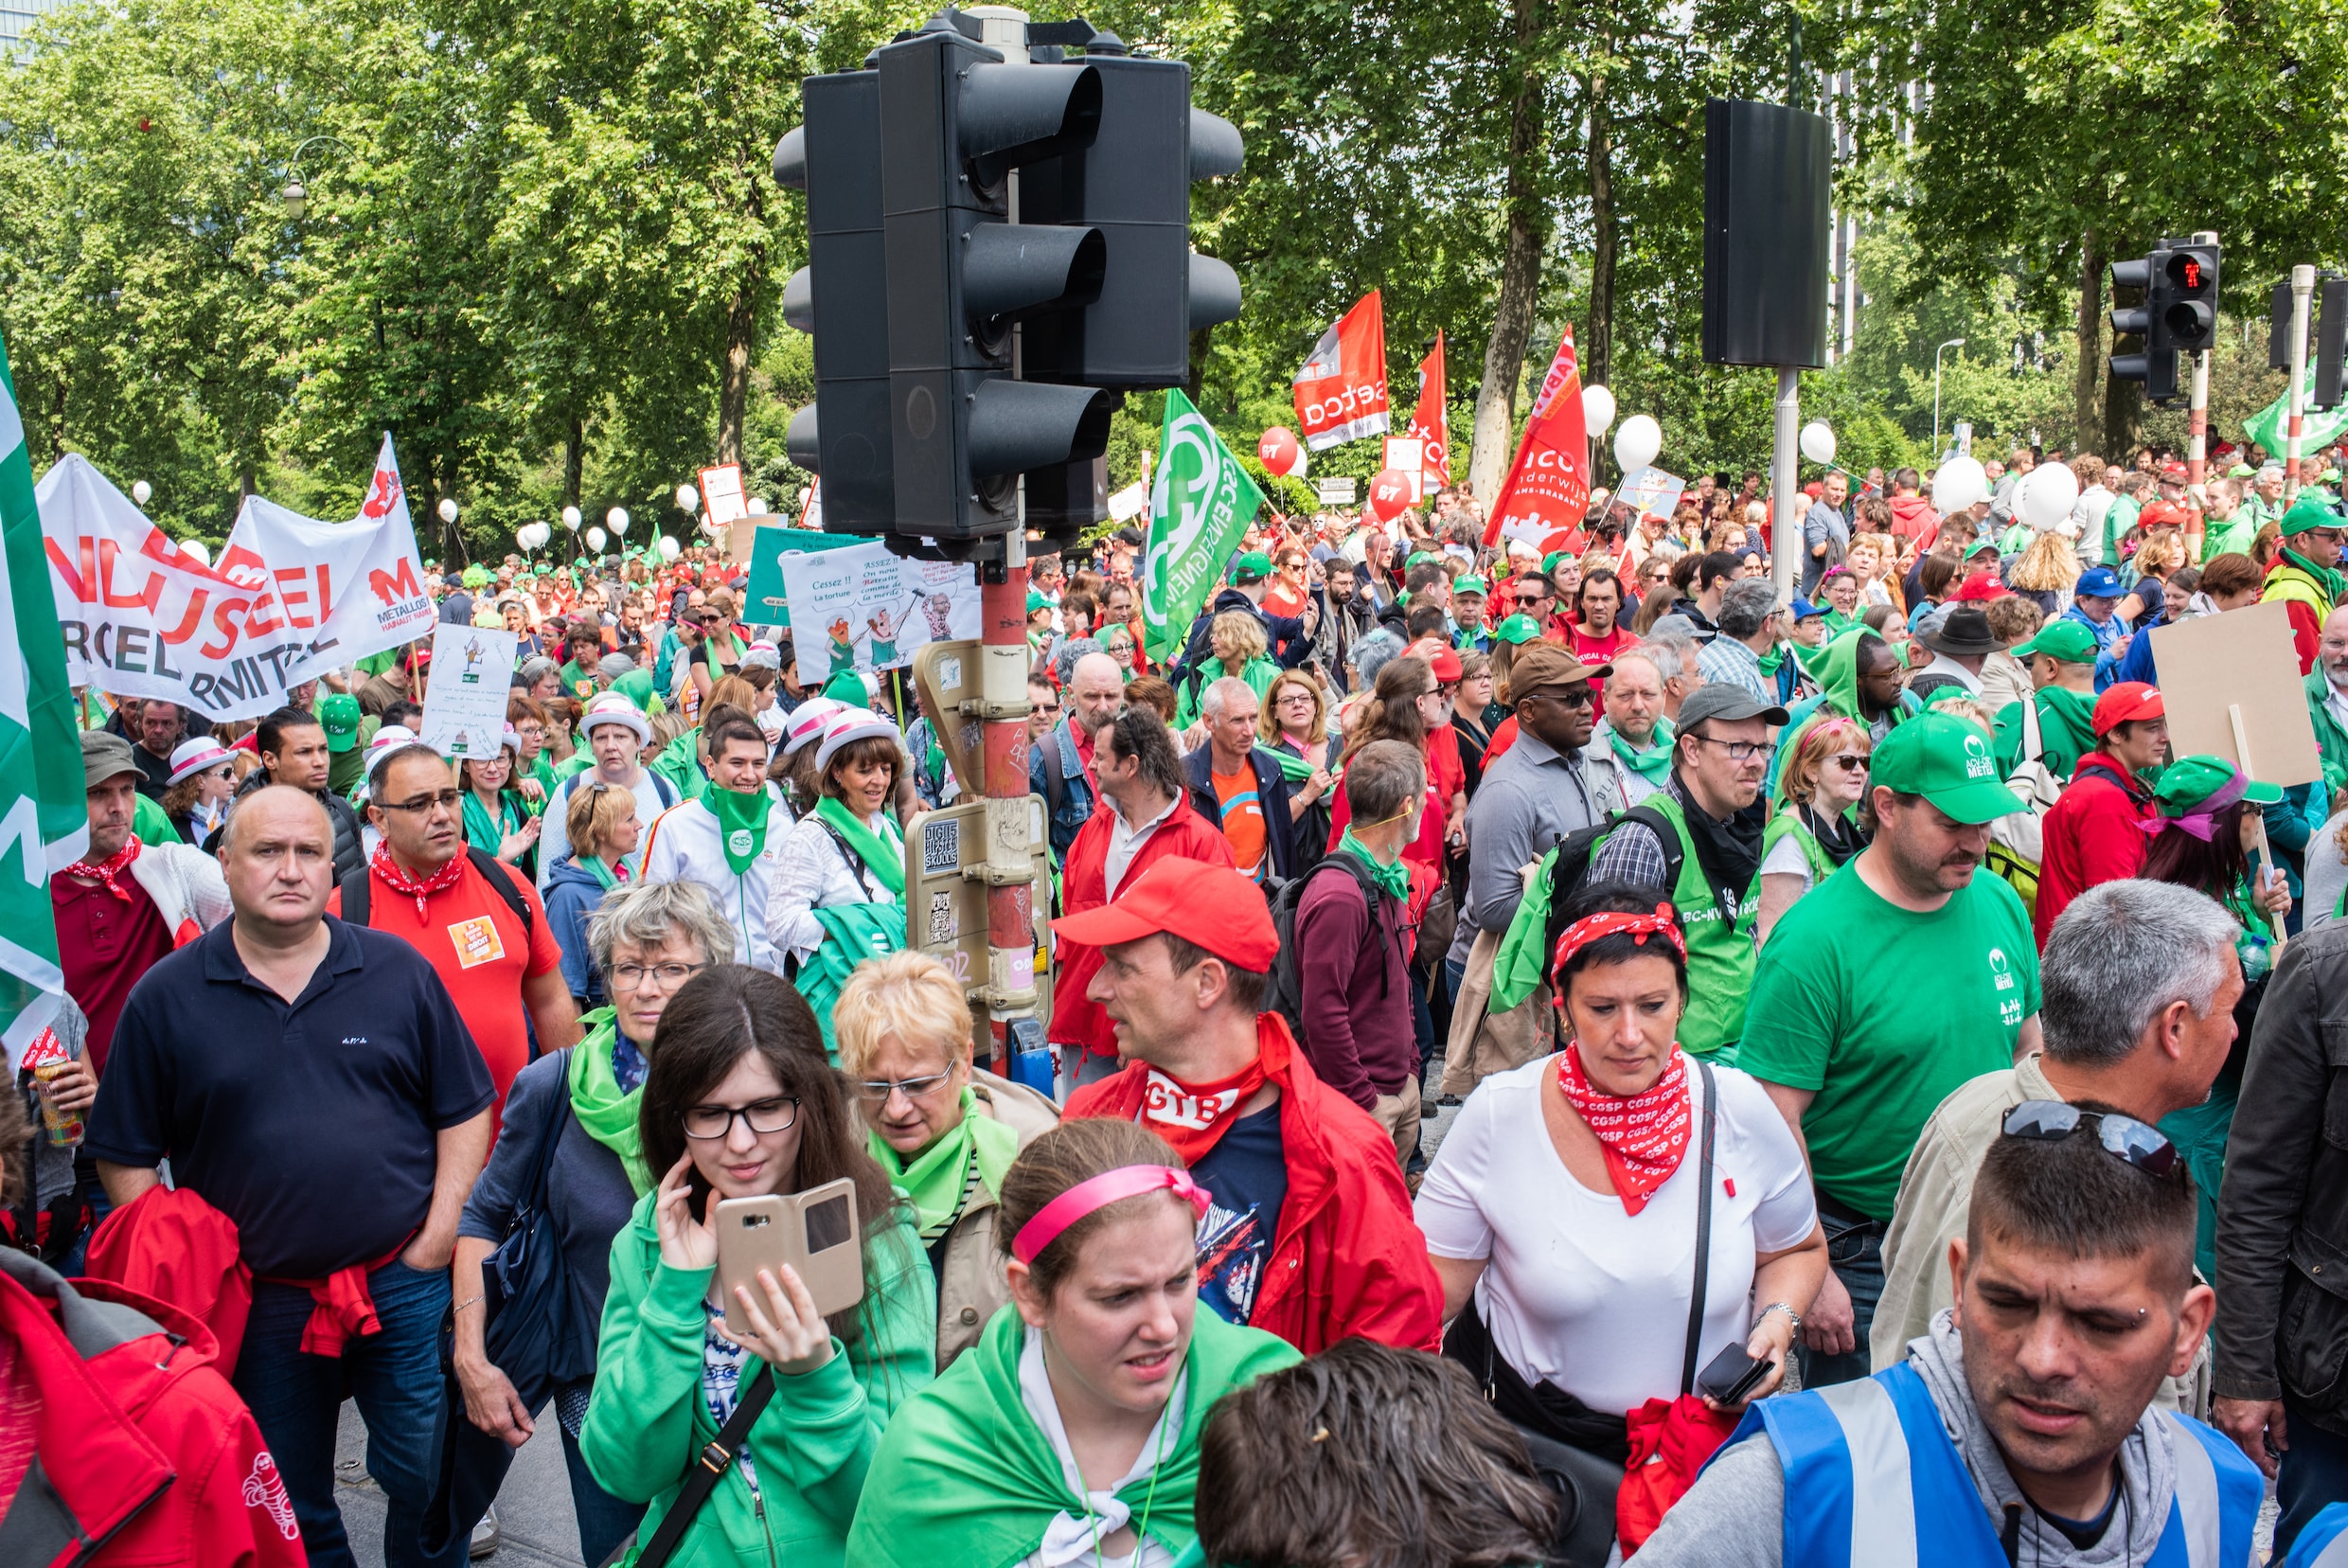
top-left (1827, 753), bottom-right (1868, 772)
top-left (2001, 1100), bottom-right (2179, 1177)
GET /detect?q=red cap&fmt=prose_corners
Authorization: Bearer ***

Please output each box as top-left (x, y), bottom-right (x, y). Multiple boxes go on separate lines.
top-left (2137, 500), bottom-right (2186, 530)
top-left (1427, 646), bottom-right (1465, 681)
top-left (1952, 575), bottom-right (2011, 602)
top-left (2160, 461), bottom-right (2190, 484)
top-left (2092, 681), bottom-right (2164, 736)
top-left (1050, 857), bottom-right (1279, 972)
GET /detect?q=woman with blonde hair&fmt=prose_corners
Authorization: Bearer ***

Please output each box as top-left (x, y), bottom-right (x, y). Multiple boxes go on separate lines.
top-left (836, 951), bottom-right (1058, 1370)
top-left (1176, 609), bottom-right (1278, 727)
top-left (544, 780), bottom-right (642, 1007)
top-left (1257, 666), bottom-right (1337, 850)
top-left (2007, 524), bottom-right (2084, 616)
top-left (1753, 717), bottom-right (1873, 946)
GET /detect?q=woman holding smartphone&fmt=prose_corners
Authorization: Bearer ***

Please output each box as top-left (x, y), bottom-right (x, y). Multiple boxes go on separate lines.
top-left (845, 1120), bottom-right (1300, 1568)
top-left (582, 965), bottom-right (934, 1567)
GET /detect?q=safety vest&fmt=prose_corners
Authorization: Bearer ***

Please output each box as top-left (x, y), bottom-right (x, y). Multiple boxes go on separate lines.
top-left (1759, 808), bottom-right (1841, 890)
top-left (2278, 1503), bottom-right (2348, 1566)
top-left (1630, 793), bottom-right (1754, 1060)
top-left (1728, 1362), bottom-right (2262, 1568)
top-left (2264, 558), bottom-right (2338, 622)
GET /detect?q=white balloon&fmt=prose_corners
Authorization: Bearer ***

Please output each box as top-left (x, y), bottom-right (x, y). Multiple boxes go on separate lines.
top-left (659, 535), bottom-right (681, 561)
top-left (1931, 455), bottom-right (1989, 515)
top-left (1613, 414), bottom-right (1662, 475)
top-left (181, 539), bottom-right (211, 567)
top-left (131, 480), bottom-right (152, 507)
top-left (436, 497), bottom-right (459, 524)
top-left (1581, 384), bottom-right (1617, 434)
top-left (1800, 420), bottom-right (1837, 466)
top-left (562, 506), bottom-right (582, 529)
top-left (2020, 462), bottom-right (2081, 532)
top-left (587, 526), bottom-right (607, 551)
top-left (747, 497), bottom-right (769, 517)
top-left (676, 483), bottom-right (701, 513)
top-left (607, 507), bottom-right (630, 534)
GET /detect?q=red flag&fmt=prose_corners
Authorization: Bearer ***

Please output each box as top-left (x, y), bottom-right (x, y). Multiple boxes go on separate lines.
top-left (1484, 326), bottom-right (1591, 553)
top-left (1293, 291), bottom-right (1390, 450)
top-left (1408, 332), bottom-right (1451, 484)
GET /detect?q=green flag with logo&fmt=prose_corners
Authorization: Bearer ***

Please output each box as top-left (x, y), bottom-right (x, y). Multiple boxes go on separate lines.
top-left (2244, 367), bottom-right (2348, 457)
top-left (0, 330), bottom-right (88, 1071)
top-left (1142, 389), bottom-right (1266, 664)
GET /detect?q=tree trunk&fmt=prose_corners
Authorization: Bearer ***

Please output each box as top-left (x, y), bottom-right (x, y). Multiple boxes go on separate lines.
top-left (1585, 13), bottom-right (1616, 392)
top-left (2074, 229), bottom-right (2101, 454)
top-left (1467, 0), bottom-right (1549, 503)
top-left (717, 253), bottom-right (759, 467)
top-left (564, 416), bottom-right (585, 509)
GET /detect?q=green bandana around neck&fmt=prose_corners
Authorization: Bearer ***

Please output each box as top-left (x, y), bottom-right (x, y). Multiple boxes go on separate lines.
top-left (866, 1086), bottom-right (1020, 1241)
top-left (707, 785), bottom-right (772, 876)
top-left (1610, 715), bottom-right (1676, 782)
top-left (815, 795), bottom-right (906, 897)
top-left (567, 1012), bottom-right (651, 1195)
top-left (1337, 828), bottom-right (1411, 901)
top-left (581, 852), bottom-right (621, 891)
top-left (2285, 544), bottom-right (2348, 605)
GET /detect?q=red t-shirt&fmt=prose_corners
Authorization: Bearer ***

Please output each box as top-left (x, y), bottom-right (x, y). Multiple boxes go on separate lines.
top-left (1563, 621), bottom-right (1636, 725)
top-left (1325, 727), bottom-right (1467, 868)
top-left (329, 857), bottom-right (562, 1128)
top-left (52, 874), bottom-right (173, 1077)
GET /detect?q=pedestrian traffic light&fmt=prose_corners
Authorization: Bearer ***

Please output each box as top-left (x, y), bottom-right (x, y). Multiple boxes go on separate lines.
top-left (2108, 251), bottom-right (2180, 406)
top-left (2271, 280), bottom-right (2296, 371)
top-left (2159, 241), bottom-right (2219, 354)
top-left (2316, 277), bottom-right (2348, 413)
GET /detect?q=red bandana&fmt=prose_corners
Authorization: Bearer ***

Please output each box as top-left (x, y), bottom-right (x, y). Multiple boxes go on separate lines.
top-left (63, 836), bottom-right (142, 902)
top-left (1555, 1042), bottom-right (1693, 1215)
top-left (1550, 903), bottom-right (1685, 988)
top-left (1139, 1058), bottom-right (1270, 1166)
top-left (370, 844), bottom-right (466, 920)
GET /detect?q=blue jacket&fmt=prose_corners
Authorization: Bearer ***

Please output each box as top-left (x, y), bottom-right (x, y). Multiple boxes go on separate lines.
top-left (543, 856), bottom-right (614, 1007)
top-left (1182, 743), bottom-right (1298, 882)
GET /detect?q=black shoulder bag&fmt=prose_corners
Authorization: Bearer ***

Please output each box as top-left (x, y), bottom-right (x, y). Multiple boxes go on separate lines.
top-left (599, 1368), bottom-right (776, 1568)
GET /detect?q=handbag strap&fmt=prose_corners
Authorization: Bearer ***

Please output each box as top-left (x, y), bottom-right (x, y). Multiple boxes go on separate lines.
top-left (629, 1365), bottom-right (775, 1568)
top-left (1679, 1059), bottom-right (1718, 1397)
top-left (516, 1051), bottom-right (573, 1227)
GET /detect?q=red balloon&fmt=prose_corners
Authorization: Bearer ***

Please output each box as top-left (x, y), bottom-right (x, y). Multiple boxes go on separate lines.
top-left (1258, 426), bottom-right (1302, 477)
top-left (1369, 469), bottom-right (1413, 523)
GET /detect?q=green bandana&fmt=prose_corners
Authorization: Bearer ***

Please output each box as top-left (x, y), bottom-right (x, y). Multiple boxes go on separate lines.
top-left (581, 853), bottom-right (621, 891)
top-left (1608, 716), bottom-right (1675, 784)
top-left (1337, 829), bottom-right (1410, 901)
top-left (461, 789), bottom-right (521, 856)
top-left (706, 785), bottom-right (772, 877)
top-left (2284, 544), bottom-right (2348, 606)
top-left (866, 1087), bottom-right (1021, 1241)
top-left (566, 1011), bottom-right (651, 1195)
top-left (815, 796), bottom-right (906, 897)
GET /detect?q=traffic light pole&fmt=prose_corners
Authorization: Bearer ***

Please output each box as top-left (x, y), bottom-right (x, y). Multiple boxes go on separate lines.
top-left (977, 542), bottom-right (1037, 1072)
top-left (2289, 264), bottom-right (2316, 501)
top-left (2188, 348), bottom-right (2211, 490)
top-left (1770, 367), bottom-right (1801, 602)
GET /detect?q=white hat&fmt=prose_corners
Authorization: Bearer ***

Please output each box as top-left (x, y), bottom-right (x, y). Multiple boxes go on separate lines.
top-left (778, 698), bottom-right (842, 758)
top-left (739, 640), bottom-right (783, 671)
top-left (166, 738), bottom-right (235, 787)
top-left (363, 724), bottom-right (421, 784)
top-left (813, 707), bottom-right (902, 775)
top-left (580, 692), bottom-right (651, 746)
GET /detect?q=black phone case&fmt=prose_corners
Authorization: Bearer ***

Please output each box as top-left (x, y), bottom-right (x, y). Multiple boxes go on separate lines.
top-left (1697, 1343), bottom-right (1769, 1403)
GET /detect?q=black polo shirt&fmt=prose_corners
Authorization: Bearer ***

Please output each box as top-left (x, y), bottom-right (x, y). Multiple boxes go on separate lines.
top-left (86, 917), bottom-right (493, 1278)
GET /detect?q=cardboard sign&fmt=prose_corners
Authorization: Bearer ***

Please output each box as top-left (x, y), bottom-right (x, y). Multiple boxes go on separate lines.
top-left (2148, 600), bottom-right (2322, 787)
top-left (699, 464), bottom-right (748, 526)
top-left (418, 622), bottom-right (519, 759)
top-left (780, 540), bottom-right (981, 686)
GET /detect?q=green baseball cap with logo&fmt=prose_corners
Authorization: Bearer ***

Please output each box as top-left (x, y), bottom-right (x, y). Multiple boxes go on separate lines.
top-left (1454, 575), bottom-right (1488, 597)
top-left (2282, 497), bottom-right (2343, 538)
top-left (2011, 619), bottom-right (2099, 666)
top-left (1493, 614), bottom-right (1542, 645)
top-left (1867, 713), bottom-right (2021, 825)
top-left (2152, 754), bottom-right (2283, 817)
top-left (1232, 550), bottom-right (1272, 583)
top-left (317, 691), bottom-right (363, 753)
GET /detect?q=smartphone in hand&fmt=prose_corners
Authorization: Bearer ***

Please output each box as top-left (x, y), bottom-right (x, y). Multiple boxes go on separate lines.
top-left (715, 1179), bottom-right (864, 1337)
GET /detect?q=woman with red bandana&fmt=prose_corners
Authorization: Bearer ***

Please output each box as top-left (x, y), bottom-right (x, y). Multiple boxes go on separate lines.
top-left (1414, 882), bottom-right (1826, 1545)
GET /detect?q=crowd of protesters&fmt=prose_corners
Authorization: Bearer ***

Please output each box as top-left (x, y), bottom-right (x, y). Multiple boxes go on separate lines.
top-left (14, 432), bottom-right (2348, 1568)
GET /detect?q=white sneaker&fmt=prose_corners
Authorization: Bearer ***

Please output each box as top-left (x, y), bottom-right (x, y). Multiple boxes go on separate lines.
top-left (470, 1505), bottom-right (500, 1559)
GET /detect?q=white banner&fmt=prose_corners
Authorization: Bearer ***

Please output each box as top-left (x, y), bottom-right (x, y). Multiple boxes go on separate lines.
top-left (418, 622), bottom-right (519, 758)
top-left (781, 540), bottom-right (981, 687)
top-left (41, 436), bottom-right (435, 720)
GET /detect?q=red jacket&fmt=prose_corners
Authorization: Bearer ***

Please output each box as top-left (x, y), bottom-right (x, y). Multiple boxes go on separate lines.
top-left (1066, 1015), bottom-right (1445, 1356)
top-left (1051, 803), bottom-right (1236, 1059)
top-left (2033, 750), bottom-right (2152, 948)
top-left (1887, 493), bottom-right (1939, 549)
top-left (0, 1249), bottom-right (309, 1568)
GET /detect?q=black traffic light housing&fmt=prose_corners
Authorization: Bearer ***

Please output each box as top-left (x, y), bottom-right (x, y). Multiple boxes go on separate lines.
top-left (2109, 251), bottom-right (2180, 407)
top-left (2316, 276), bottom-right (2348, 413)
top-left (2272, 280), bottom-right (2296, 370)
top-left (2158, 241), bottom-right (2219, 353)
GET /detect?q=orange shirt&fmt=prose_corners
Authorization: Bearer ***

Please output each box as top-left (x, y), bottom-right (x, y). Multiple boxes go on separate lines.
top-left (1213, 765), bottom-right (1271, 880)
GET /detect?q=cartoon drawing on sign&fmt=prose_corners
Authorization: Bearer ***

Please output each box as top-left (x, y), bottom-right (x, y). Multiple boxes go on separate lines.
top-left (920, 593), bottom-right (955, 641)
top-left (461, 635), bottom-right (485, 681)
top-left (867, 598), bottom-right (916, 668)
top-left (826, 616), bottom-right (856, 669)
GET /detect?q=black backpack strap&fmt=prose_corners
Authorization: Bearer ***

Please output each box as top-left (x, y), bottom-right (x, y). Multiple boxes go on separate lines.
top-left (338, 864), bottom-right (372, 926)
top-left (1038, 726), bottom-right (1067, 820)
top-left (811, 814), bottom-right (880, 895)
top-left (1681, 1058), bottom-right (1718, 1396)
top-left (620, 1366), bottom-right (774, 1568)
top-left (465, 846), bottom-right (535, 936)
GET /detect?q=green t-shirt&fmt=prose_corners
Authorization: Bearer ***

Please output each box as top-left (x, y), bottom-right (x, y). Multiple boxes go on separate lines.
top-left (2201, 511), bottom-right (2258, 563)
top-left (1736, 859), bottom-right (2040, 1221)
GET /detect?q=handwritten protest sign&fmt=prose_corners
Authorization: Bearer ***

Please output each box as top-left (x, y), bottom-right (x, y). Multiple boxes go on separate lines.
top-left (780, 539), bottom-right (981, 686)
top-left (418, 622), bottom-right (519, 759)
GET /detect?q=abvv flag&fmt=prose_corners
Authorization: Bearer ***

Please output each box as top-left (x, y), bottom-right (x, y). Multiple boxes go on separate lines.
top-left (1143, 390), bottom-right (1265, 663)
top-left (1485, 326), bottom-right (1591, 554)
top-left (1408, 332), bottom-right (1451, 484)
top-left (1292, 291), bottom-right (1389, 450)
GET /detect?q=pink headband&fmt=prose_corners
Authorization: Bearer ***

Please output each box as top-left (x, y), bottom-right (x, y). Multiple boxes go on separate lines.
top-left (1011, 1165), bottom-right (1212, 1265)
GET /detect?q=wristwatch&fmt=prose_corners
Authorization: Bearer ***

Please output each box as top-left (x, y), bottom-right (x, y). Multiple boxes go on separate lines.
top-left (1755, 1301), bottom-right (1804, 1334)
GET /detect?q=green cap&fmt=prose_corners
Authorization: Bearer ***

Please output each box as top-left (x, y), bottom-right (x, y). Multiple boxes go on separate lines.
top-left (1454, 575), bottom-right (1488, 596)
top-left (2325, 468), bottom-right (2344, 483)
top-left (317, 692), bottom-right (362, 752)
top-left (2011, 619), bottom-right (2099, 666)
top-left (2282, 498), bottom-right (2343, 538)
top-left (1493, 614), bottom-right (1543, 645)
top-left (2153, 754), bottom-right (2283, 816)
top-left (1540, 552), bottom-right (1563, 575)
top-left (1027, 587), bottom-right (1052, 615)
top-left (1866, 713), bottom-right (2020, 826)
top-left (1232, 550), bottom-right (1272, 582)
top-left (2228, 463), bottom-right (2256, 478)
top-left (1404, 550), bottom-right (1437, 569)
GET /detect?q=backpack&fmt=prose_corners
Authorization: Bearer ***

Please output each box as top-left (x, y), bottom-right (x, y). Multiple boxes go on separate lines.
top-left (339, 845), bottom-right (535, 937)
top-left (1538, 802), bottom-right (1685, 968)
top-left (1264, 852), bottom-right (1390, 1036)
top-left (1986, 694), bottom-right (2062, 918)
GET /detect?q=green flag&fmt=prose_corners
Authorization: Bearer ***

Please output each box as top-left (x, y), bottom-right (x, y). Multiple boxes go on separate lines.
top-left (1142, 389), bottom-right (1265, 664)
top-left (2244, 367), bottom-right (2348, 456)
top-left (0, 330), bottom-right (89, 1070)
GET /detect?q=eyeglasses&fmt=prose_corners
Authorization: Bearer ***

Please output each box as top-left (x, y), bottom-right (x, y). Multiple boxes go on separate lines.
top-left (1432, 682), bottom-right (1460, 697)
top-left (1276, 690), bottom-right (1317, 706)
top-left (1688, 734), bottom-right (1769, 762)
top-left (611, 960), bottom-right (704, 991)
top-left (853, 1071), bottom-right (955, 1105)
top-left (381, 789), bottom-right (462, 814)
top-left (1827, 753), bottom-right (1868, 772)
top-left (683, 1097), bottom-right (801, 1140)
top-left (2001, 1100), bottom-right (2179, 1176)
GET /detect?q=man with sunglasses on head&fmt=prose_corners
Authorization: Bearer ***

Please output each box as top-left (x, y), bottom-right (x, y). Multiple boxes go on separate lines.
top-left (1876, 881), bottom-right (2242, 1405)
top-left (1639, 1086), bottom-right (2261, 1568)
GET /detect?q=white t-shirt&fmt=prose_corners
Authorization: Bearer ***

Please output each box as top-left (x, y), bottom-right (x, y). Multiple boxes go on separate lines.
top-left (1414, 1053), bottom-right (1816, 1416)
top-left (1758, 831), bottom-right (1814, 888)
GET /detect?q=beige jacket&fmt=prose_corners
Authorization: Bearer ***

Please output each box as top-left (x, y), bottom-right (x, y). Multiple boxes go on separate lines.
top-left (1875, 1053), bottom-right (2210, 1413)
top-left (1977, 650), bottom-right (2035, 719)
top-left (928, 1069), bottom-right (1059, 1371)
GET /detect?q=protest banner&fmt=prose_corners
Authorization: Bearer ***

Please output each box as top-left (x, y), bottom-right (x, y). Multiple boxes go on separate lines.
top-left (1406, 331), bottom-right (1451, 485)
top-left (40, 436), bottom-right (434, 721)
top-left (781, 539), bottom-right (981, 686)
top-left (1143, 389), bottom-right (1265, 663)
top-left (1484, 326), bottom-right (1592, 555)
top-left (741, 523), bottom-right (862, 626)
top-left (1615, 465), bottom-right (1688, 522)
top-left (699, 463), bottom-right (748, 526)
top-left (1292, 291), bottom-right (1389, 450)
top-left (418, 621), bottom-right (519, 759)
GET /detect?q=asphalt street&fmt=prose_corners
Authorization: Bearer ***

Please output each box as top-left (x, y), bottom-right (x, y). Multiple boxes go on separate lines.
top-left (335, 1400), bottom-right (588, 1568)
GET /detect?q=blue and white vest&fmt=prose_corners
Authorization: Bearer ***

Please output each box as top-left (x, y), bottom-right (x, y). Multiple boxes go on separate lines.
top-left (2279, 1504), bottom-right (2348, 1567)
top-left (1722, 1362), bottom-right (2262, 1568)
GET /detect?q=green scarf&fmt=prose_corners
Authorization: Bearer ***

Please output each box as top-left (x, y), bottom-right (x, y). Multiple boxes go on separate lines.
top-left (2284, 544), bottom-right (2348, 605)
top-left (815, 796), bottom-right (906, 897)
top-left (797, 903), bottom-right (906, 1061)
top-left (462, 789), bottom-right (520, 856)
top-left (706, 786), bottom-right (772, 877)
top-left (1607, 717), bottom-right (1675, 784)
top-left (1490, 843), bottom-right (1560, 1013)
top-left (842, 1304), bottom-right (1300, 1568)
top-left (866, 1088), bottom-right (1021, 1241)
top-left (1264, 743), bottom-right (1321, 787)
top-left (580, 853), bottom-right (621, 891)
top-left (566, 1011), bottom-right (651, 1195)
top-left (1337, 829), bottom-right (1410, 901)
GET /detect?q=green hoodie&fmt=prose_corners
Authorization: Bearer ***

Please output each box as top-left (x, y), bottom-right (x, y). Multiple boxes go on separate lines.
top-left (580, 1190), bottom-right (936, 1568)
top-left (1991, 686), bottom-right (2099, 782)
top-left (611, 667), bottom-right (666, 718)
top-left (1768, 627), bottom-right (1920, 794)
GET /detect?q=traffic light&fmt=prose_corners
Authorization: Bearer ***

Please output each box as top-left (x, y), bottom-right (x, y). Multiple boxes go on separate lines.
top-left (2108, 251), bottom-right (2179, 406)
top-left (2159, 240), bottom-right (2219, 353)
top-left (2271, 280), bottom-right (2296, 371)
top-left (2316, 277), bottom-right (2348, 413)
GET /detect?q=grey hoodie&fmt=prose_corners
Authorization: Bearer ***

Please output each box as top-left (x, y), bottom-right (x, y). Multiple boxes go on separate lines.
top-left (1634, 1311), bottom-right (2185, 1567)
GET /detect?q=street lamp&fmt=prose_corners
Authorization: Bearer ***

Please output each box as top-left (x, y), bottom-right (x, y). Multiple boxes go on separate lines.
top-left (1932, 339), bottom-right (1967, 459)
top-left (278, 135), bottom-right (351, 221)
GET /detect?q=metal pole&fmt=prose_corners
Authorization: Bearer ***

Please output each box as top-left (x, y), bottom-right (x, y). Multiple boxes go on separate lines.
top-left (2289, 263), bottom-right (2315, 502)
top-left (2186, 231), bottom-right (2219, 493)
top-left (1770, 366), bottom-right (1801, 602)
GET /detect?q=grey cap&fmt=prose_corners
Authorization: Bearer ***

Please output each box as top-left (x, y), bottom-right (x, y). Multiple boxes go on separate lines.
top-left (1676, 684), bottom-right (1788, 732)
top-left (81, 730), bottom-right (140, 790)
top-left (596, 651), bottom-right (637, 681)
top-left (518, 654), bottom-right (560, 683)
